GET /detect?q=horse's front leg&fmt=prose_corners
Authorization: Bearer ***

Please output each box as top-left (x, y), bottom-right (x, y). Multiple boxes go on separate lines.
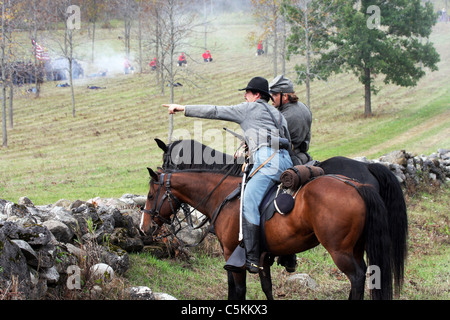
top-left (259, 252), bottom-right (274, 300)
top-left (227, 270), bottom-right (247, 300)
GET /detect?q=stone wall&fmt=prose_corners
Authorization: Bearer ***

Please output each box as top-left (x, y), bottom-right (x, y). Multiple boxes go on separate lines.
top-left (0, 194), bottom-right (172, 299)
top-left (354, 148), bottom-right (450, 185)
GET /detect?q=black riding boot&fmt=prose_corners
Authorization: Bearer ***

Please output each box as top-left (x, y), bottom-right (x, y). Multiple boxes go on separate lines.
top-left (242, 218), bottom-right (261, 274)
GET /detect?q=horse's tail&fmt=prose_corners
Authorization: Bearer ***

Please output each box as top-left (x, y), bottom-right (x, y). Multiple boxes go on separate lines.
top-left (368, 163), bottom-right (408, 295)
top-left (356, 184), bottom-right (392, 300)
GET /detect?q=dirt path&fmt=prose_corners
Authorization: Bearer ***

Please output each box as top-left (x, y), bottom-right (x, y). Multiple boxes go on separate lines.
top-left (352, 108), bottom-right (450, 157)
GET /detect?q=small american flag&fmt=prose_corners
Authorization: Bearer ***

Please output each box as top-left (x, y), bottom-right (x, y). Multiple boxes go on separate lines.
top-left (32, 39), bottom-right (50, 61)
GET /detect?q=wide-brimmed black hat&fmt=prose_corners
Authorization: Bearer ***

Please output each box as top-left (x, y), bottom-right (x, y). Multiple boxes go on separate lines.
top-left (239, 76), bottom-right (273, 100)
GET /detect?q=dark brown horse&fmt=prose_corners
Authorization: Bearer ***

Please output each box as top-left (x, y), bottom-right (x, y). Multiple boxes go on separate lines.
top-left (140, 141), bottom-right (404, 300)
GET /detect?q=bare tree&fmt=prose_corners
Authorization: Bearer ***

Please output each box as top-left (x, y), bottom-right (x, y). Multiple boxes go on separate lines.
top-left (1, 0), bottom-right (14, 147)
top-left (84, 0), bottom-right (106, 63)
top-left (151, 0), bottom-right (199, 142)
top-left (50, 1), bottom-right (80, 117)
top-left (116, 0), bottom-right (136, 58)
top-left (250, 0), bottom-right (287, 78)
top-left (281, 0), bottom-right (336, 108)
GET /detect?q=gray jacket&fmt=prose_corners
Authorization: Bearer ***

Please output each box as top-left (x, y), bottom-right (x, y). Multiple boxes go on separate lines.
top-left (278, 101), bottom-right (312, 163)
top-left (185, 99), bottom-right (291, 154)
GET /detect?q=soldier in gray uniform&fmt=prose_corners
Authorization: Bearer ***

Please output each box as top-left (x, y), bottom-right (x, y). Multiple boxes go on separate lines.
top-left (269, 75), bottom-right (313, 273)
top-left (163, 77), bottom-right (293, 273)
top-left (269, 75), bottom-right (312, 166)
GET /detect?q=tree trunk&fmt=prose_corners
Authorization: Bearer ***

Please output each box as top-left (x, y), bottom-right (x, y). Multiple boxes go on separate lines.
top-left (1, 2), bottom-right (7, 147)
top-left (2, 86), bottom-right (7, 147)
top-left (304, 3), bottom-right (311, 108)
top-left (91, 21), bottom-right (96, 62)
top-left (167, 1), bottom-right (176, 143)
top-left (9, 84), bottom-right (13, 129)
top-left (364, 67), bottom-right (372, 117)
top-left (67, 28), bottom-right (76, 117)
top-left (137, 9), bottom-right (143, 73)
top-left (33, 0), bottom-right (40, 98)
top-left (204, 0), bottom-right (207, 50)
top-left (281, 15), bottom-right (286, 75)
top-left (272, 21), bottom-right (278, 78)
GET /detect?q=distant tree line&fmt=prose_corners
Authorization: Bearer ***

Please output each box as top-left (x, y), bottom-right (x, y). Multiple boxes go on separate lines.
top-left (2, 0), bottom-right (244, 146)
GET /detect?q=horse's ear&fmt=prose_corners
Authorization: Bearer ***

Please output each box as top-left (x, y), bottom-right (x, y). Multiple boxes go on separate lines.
top-left (154, 138), bottom-right (168, 153)
top-left (147, 167), bottom-right (159, 181)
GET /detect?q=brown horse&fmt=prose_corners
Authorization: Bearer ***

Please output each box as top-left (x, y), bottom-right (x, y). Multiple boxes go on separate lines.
top-left (140, 151), bottom-right (399, 300)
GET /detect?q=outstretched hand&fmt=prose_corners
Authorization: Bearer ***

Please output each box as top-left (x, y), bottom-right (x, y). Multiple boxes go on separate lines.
top-left (163, 104), bottom-right (185, 114)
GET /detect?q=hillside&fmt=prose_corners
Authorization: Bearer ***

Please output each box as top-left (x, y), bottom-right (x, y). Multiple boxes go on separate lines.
top-left (0, 15), bottom-right (449, 205)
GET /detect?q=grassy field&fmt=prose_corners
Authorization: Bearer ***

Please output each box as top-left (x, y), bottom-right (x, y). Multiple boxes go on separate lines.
top-left (0, 12), bottom-right (449, 300)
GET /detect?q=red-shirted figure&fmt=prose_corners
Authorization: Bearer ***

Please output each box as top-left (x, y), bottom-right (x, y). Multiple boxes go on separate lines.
top-left (149, 57), bottom-right (157, 70)
top-left (124, 57), bottom-right (132, 74)
top-left (178, 52), bottom-right (187, 66)
top-left (202, 50), bottom-right (212, 62)
top-left (257, 40), bottom-right (264, 55)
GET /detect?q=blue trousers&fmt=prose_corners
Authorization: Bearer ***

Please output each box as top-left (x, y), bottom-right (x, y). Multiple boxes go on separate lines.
top-left (243, 147), bottom-right (293, 225)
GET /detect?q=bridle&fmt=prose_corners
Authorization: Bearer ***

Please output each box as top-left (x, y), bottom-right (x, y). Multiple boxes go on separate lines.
top-left (143, 172), bottom-right (182, 226)
top-left (142, 166), bottom-right (237, 245)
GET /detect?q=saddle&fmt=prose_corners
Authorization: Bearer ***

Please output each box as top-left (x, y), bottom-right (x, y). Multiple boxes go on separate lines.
top-left (224, 165), bottom-right (324, 272)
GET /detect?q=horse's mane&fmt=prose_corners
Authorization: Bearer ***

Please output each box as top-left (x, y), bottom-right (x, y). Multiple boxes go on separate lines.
top-left (162, 139), bottom-right (244, 177)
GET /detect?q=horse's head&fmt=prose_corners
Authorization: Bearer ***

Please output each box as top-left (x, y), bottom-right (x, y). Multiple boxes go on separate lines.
top-left (139, 167), bottom-right (182, 235)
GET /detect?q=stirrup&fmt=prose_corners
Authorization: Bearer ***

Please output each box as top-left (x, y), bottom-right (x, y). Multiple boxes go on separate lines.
top-left (247, 262), bottom-right (263, 274)
top-left (251, 263), bottom-right (263, 270)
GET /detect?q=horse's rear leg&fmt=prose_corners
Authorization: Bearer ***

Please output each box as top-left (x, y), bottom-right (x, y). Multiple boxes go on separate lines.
top-left (259, 252), bottom-right (275, 300)
top-left (329, 251), bottom-right (366, 300)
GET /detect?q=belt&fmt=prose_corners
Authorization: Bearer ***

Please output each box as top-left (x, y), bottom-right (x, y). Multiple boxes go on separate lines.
top-left (267, 136), bottom-right (291, 150)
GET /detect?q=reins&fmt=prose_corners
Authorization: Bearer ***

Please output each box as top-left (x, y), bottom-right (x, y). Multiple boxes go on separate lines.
top-left (144, 164), bottom-right (238, 247)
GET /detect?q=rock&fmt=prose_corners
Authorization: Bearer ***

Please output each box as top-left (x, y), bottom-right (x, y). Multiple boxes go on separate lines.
top-left (110, 227), bottom-right (143, 252)
top-left (100, 245), bottom-right (129, 275)
top-left (18, 225), bottom-right (52, 247)
top-left (65, 242), bottom-right (82, 259)
top-left (120, 194), bottom-right (147, 207)
top-left (18, 197), bottom-right (34, 207)
top-left (90, 263), bottom-right (114, 281)
top-left (29, 269), bottom-right (48, 300)
top-left (52, 199), bottom-right (72, 209)
top-left (0, 226), bottom-right (32, 299)
top-left (287, 273), bottom-right (318, 290)
top-left (3, 202), bottom-right (38, 226)
top-left (379, 150), bottom-right (407, 166)
top-left (49, 207), bottom-right (78, 233)
top-left (177, 225), bottom-right (205, 247)
top-left (43, 219), bottom-right (74, 243)
top-left (0, 199), bottom-right (10, 215)
top-left (69, 199), bottom-right (85, 210)
top-left (1, 222), bottom-right (52, 248)
top-left (438, 148), bottom-right (450, 160)
top-left (40, 266), bottom-right (60, 285)
top-left (153, 292), bottom-right (178, 300)
top-left (99, 214), bottom-right (115, 233)
top-left (128, 286), bottom-right (155, 300)
top-left (10, 239), bottom-right (39, 266)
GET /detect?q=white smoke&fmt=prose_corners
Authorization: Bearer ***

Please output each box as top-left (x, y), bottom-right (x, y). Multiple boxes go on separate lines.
top-left (81, 44), bottom-right (135, 78)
